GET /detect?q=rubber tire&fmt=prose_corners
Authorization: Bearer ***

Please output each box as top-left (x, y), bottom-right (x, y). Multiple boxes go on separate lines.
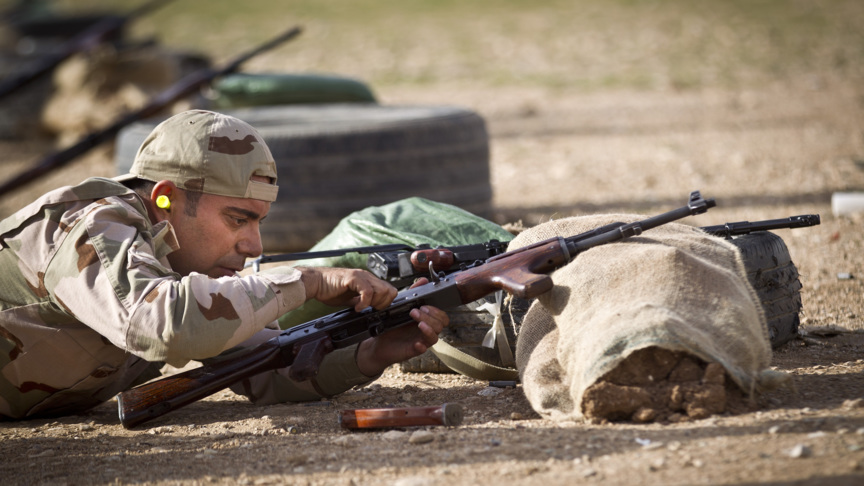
top-left (727, 231), bottom-right (803, 348)
top-left (114, 104), bottom-right (493, 251)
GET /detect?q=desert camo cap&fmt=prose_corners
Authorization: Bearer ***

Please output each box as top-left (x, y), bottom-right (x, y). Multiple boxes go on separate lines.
top-left (120, 110), bottom-right (279, 202)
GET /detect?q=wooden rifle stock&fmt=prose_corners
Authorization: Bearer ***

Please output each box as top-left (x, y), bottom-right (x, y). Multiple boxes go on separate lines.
top-left (117, 191), bottom-right (714, 428)
top-left (0, 26), bottom-right (303, 198)
top-left (118, 338), bottom-right (290, 428)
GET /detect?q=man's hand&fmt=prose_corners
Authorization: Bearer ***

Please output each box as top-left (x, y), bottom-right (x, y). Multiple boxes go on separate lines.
top-left (297, 269), bottom-right (449, 377)
top-left (354, 278), bottom-right (449, 376)
top-left (298, 267), bottom-right (398, 311)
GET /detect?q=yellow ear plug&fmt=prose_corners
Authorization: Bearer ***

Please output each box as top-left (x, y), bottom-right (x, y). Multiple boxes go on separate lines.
top-left (156, 195), bottom-right (171, 209)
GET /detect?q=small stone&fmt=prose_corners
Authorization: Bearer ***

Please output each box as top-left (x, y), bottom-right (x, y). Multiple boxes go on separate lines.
top-left (668, 413), bottom-right (688, 423)
top-left (408, 430), bottom-right (435, 444)
top-left (393, 477), bottom-right (434, 486)
top-left (842, 398), bottom-right (864, 409)
top-left (788, 444), bottom-right (812, 458)
top-left (635, 438), bottom-right (663, 450)
top-left (768, 425), bottom-right (781, 435)
top-left (632, 408), bottom-right (657, 423)
top-left (510, 412), bottom-right (524, 420)
top-left (702, 363), bottom-right (726, 385)
top-left (381, 430), bottom-right (407, 440)
top-left (478, 387), bottom-right (503, 397)
top-left (285, 454), bottom-right (308, 466)
top-left (331, 435), bottom-right (358, 446)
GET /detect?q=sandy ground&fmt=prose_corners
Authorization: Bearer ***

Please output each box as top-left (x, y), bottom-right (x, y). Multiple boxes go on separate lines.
top-left (2, 6), bottom-right (864, 484)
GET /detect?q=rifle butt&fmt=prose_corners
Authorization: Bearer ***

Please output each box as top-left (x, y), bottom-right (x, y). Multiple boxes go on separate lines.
top-left (117, 340), bottom-right (286, 428)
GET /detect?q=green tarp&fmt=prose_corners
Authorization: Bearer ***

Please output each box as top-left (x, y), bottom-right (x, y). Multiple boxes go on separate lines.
top-left (270, 197), bottom-right (512, 328)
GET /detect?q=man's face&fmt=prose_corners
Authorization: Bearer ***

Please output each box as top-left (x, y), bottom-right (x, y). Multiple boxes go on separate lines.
top-left (163, 188), bottom-right (271, 279)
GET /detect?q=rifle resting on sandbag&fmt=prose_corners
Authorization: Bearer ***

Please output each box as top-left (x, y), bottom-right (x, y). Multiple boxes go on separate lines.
top-left (246, 213), bottom-right (821, 287)
top-left (0, 25), bottom-right (304, 198)
top-left (116, 190), bottom-right (715, 428)
top-left (699, 214), bottom-right (820, 238)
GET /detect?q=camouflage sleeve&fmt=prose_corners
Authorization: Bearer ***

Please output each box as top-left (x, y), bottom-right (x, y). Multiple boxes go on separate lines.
top-left (46, 200), bottom-right (306, 367)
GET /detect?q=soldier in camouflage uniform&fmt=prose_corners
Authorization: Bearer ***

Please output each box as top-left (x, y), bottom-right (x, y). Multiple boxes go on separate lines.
top-left (0, 110), bottom-right (448, 420)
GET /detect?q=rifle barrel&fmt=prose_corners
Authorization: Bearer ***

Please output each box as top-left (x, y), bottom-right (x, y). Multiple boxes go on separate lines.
top-left (700, 214), bottom-right (821, 237)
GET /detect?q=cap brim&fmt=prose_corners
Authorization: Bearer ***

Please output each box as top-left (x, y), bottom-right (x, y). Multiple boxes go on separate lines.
top-left (112, 173), bottom-right (138, 183)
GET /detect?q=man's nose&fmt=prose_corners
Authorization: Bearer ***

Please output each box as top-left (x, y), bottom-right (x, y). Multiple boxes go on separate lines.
top-left (237, 226), bottom-right (264, 258)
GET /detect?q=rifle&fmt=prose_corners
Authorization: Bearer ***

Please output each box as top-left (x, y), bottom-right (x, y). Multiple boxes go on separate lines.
top-left (700, 214), bottom-right (820, 238)
top-left (116, 190), bottom-right (715, 428)
top-left (0, 0), bottom-right (175, 101)
top-left (246, 214), bottom-right (821, 287)
top-left (246, 240), bottom-right (512, 288)
top-left (0, 26), bottom-right (303, 198)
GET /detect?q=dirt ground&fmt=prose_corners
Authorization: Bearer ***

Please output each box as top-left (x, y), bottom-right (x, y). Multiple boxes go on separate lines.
top-left (3, 2), bottom-right (864, 485)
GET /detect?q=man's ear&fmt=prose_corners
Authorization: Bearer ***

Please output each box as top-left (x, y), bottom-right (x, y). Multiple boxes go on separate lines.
top-left (150, 181), bottom-right (178, 217)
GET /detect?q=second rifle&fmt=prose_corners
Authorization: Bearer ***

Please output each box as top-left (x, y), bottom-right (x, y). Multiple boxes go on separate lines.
top-left (0, 26), bottom-right (303, 198)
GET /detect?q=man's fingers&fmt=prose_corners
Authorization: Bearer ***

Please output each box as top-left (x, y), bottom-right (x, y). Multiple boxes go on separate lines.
top-left (337, 270), bottom-right (396, 311)
top-left (417, 321), bottom-right (440, 346)
top-left (356, 281), bottom-right (396, 311)
top-left (411, 306), bottom-right (448, 333)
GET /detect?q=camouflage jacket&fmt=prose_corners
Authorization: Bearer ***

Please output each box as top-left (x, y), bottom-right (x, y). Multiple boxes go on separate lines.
top-left (0, 178), bottom-right (374, 420)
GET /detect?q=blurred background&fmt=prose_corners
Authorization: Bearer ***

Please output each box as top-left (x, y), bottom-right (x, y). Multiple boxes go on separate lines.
top-left (21, 0), bottom-right (864, 92)
top-left (1, 0), bottom-right (863, 228)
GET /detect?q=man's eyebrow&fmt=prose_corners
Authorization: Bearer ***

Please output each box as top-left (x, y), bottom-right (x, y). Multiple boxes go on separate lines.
top-left (225, 207), bottom-right (264, 221)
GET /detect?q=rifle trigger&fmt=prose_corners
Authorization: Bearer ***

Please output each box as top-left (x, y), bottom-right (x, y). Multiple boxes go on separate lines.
top-left (428, 261), bottom-right (444, 282)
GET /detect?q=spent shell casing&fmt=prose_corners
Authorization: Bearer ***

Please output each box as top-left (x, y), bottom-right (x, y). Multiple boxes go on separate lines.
top-left (338, 403), bottom-right (463, 429)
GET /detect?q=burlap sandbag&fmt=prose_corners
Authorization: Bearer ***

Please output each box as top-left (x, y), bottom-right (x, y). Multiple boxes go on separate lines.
top-left (511, 214), bottom-right (775, 422)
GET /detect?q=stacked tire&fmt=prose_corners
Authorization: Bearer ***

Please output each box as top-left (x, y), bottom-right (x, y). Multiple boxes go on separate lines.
top-left (728, 231), bottom-right (803, 348)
